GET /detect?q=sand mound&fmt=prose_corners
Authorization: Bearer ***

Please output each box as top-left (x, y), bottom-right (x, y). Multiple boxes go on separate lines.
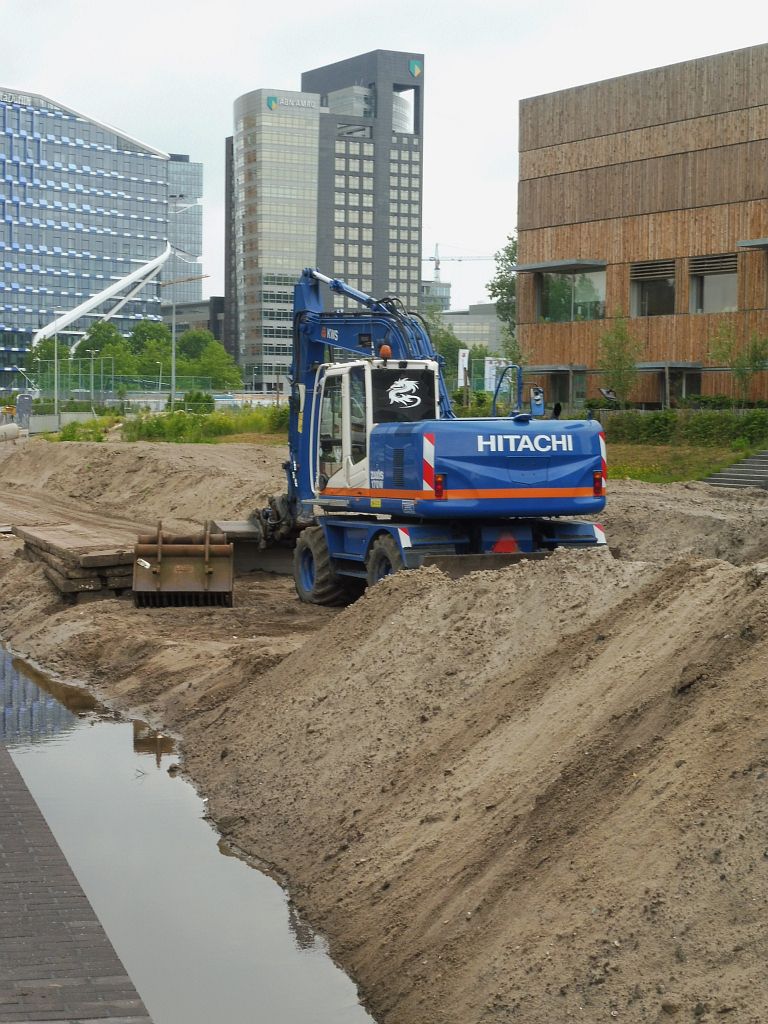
top-left (1, 440), bottom-right (767, 1023)
top-left (0, 439), bottom-right (286, 526)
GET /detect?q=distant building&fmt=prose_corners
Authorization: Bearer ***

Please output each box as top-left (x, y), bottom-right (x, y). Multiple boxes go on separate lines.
top-left (517, 43), bottom-right (768, 406)
top-left (444, 302), bottom-right (504, 353)
top-left (166, 155), bottom-right (203, 305)
top-left (160, 296), bottom-right (224, 342)
top-left (0, 87), bottom-right (202, 391)
top-left (419, 278), bottom-right (451, 312)
top-left (226, 50), bottom-right (424, 391)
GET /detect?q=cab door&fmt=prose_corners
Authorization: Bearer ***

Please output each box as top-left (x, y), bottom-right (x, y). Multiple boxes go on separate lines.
top-left (316, 365), bottom-right (370, 493)
top-left (317, 369), bottom-right (345, 491)
top-left (345, 364), bottom-right (369, 488)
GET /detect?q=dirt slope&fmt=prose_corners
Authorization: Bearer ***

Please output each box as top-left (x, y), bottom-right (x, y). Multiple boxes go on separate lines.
top-left (1, 439), bottom-right (767, 1024)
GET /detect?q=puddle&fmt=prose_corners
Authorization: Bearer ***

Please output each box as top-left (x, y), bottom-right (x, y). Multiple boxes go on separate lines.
top-left (1, 649), bottom-right (376, 1024)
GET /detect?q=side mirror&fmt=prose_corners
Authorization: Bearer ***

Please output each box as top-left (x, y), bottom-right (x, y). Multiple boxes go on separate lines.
top-left (529, 386), bottom-right (545, 417)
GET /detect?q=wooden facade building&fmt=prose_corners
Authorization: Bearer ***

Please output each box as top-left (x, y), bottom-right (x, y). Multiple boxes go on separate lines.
top-left (516, 44), bottom-right (768, 406)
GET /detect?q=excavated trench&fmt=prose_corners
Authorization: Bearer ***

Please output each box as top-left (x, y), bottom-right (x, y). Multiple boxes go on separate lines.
top-left (1, 650), bottom-right (375, 1024)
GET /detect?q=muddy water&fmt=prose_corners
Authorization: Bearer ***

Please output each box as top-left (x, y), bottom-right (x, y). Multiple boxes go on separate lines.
top-left (1, 651), bottom-right (375, 1024)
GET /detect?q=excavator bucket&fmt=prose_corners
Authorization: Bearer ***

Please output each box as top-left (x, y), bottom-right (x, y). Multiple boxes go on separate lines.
top-left (133, 522), bottom-right (234, 608)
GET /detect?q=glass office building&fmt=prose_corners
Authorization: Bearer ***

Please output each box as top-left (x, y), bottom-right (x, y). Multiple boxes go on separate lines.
top-left (167, 154), bottom-right (203, 304)
top-left (229, 89), bottom-right (319, 391)
top-left (0, 87), bottom-right (202, 390)
top-left (226, 50), bottom-right (424, 391)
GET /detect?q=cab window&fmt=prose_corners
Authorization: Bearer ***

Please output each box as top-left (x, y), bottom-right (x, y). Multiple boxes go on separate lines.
top-left (319, 375), bottom-right (343, 481)
top-left (349, 365), bottom-right (368, 464)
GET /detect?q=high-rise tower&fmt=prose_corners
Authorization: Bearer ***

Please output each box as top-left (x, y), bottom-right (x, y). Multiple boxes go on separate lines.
top-left (226, 50), bottom-right (424, 392)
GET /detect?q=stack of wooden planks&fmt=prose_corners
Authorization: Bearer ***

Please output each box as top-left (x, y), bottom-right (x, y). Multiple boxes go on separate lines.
top-left (13, 523), bottom-right (135, 601)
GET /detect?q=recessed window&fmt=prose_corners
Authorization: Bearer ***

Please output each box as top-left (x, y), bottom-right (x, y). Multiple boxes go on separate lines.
top-left (630, 261), bottom-right (675, 317)
top-left (689, 254), bottom-right (737, 313)
top-left (538, 271), bottom-right (606, 323)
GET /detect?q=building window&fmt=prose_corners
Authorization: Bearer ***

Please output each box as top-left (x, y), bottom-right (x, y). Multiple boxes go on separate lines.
top-left (538, 271), bottom-right (606, 323)
top-left (630, 260), bottom-right (675, 317)
top-left (689, 254), bottom-right (737, 313)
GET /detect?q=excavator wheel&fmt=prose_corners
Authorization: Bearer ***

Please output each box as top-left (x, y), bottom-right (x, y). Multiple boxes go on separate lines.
top-left (293, 526), bottom-right (352, 606)
top-left (366, 533), bottom-right (405, 587)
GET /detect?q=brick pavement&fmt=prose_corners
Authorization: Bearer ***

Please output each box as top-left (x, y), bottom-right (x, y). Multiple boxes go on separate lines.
top-left (0, 743), bottom-right (152, 1023)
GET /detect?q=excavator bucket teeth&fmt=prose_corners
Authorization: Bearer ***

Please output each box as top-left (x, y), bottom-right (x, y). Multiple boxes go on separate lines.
top-left (132, 522), bottom-right (234, 609)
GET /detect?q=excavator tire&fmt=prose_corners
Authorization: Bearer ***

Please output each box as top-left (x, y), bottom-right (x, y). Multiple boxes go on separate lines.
top-left (293, 526), bottom-right (351, 606)
top-left (366, 533), bottom-right (405, 587)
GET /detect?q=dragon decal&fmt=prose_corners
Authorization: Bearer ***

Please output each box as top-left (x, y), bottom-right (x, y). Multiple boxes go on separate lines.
top-left (387, 377), bottom-right (421, 408)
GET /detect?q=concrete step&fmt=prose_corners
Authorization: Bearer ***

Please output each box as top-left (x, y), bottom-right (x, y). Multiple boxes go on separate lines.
top-left (705, 469), bottom-right (768, 487)
top-left (704, 449), bottom-right (768, 488)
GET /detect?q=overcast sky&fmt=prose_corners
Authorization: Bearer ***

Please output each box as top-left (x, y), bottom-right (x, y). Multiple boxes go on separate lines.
top-left (2, 0), bottom-right (764, 309)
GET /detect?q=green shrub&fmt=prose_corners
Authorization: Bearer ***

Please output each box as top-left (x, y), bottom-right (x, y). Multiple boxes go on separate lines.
top-left (604, 408), bottom-right (768, 448)
top-left (121, 405), bottom-right (289, 443)
top-left (55, 416), bottom-right (118, 442)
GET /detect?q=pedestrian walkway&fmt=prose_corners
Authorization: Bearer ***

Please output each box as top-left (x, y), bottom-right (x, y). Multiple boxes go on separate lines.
top-left (0, 743), bottom-right (152, 1023)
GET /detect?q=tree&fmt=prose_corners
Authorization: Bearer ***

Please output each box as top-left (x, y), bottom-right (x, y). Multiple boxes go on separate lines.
top-left (487, 235), bottom-right (517, 331)
top-left (499, 324), bottom-right (528, 366)
top-left (424, 307), bottom-right (462, 384)
top-left (597, 313), bottom-right (642, 407)
top-left (195, 341), bottom-right (243, 389)
top-left (177, 328), bottom-right (215, 361)
top-left (709, 321), bottom-right (768, 404)
top-left (82, 321), bottom-right (123, 354)
top-left (127, 321), bottom-right (171, 354)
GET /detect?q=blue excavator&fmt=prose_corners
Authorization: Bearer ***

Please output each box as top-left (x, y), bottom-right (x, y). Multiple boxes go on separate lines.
top-left (136, 269), bottom-right (607, 607)
top-left (232, 269), bottom-right (608, 606)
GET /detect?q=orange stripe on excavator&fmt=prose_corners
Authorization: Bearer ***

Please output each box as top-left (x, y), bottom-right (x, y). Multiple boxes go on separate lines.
top-left (322, 487), bottom-right (598, 500)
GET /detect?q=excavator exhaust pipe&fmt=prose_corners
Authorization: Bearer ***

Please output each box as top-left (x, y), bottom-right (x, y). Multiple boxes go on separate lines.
top-left (133, 522), bottom-right (234, 608)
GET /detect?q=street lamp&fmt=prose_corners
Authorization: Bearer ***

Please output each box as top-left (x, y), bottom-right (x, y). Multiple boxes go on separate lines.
top-left (158, 271), bottom-right (209, 410)
top-left (163, 194), bottom-right (209, 412)
top-left (85, 348), bottom-right (97, 406)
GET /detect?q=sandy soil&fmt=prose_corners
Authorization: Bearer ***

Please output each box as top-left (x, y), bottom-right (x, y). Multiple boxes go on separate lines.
top-left (1, 438), bottom-right (767, 1024)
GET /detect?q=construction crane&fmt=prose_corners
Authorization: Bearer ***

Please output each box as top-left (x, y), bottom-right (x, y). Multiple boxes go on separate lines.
top-left (422, 244), bottom-right (495, 281)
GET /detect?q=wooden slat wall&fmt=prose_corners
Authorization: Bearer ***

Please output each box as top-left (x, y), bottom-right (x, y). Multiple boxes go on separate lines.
top-left (520, 45), bottom-right (768, 151)
top-left (517, 44), bottom-right (768, 401)
top-left (521, 312), bottom-right (768, 377)
top-left (517, 201), bottom-right (768, 292)
top-left (520, 105), bottom-right (768, 180)
top-left (519, 140), bottom-right (768, 230)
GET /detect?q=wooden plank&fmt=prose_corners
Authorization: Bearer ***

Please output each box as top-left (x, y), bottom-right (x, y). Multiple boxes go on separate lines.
top-left (26, 546), bottom-right (135, 580)
top-left (42, 564), bottom-right (102, 595)
top-left (78, 548), bottom-right (135, 568)
top-left (105, 575), bottom-right (133, 590)
top-left (11, 524), bottom-right (135, 568)
top-left (25, 545), bottom-right (102, 580)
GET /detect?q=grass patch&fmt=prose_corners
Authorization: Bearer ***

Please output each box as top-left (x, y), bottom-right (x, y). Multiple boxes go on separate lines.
top-left (607, 443), bottom-right (743, 483)
top-left (215, 431), bottom-right (287, 446)
top-left (52, 415), bottom-right (122, 442)
top-left (122, 405), bottom-right (289, 443)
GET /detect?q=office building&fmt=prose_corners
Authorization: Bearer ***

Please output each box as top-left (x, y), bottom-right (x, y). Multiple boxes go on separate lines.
top-left (419, 278), bottom-right (451, 312)
top-left (516, 44), bottom-right (768, 406)
top-left (0, 87), bottom-right (202, 390)
top-left (160, 295), bottom-right (224, 342)
top-left (444, 301), bottom-right (504, 354)
top-left (226, 50), bottom-right (424, 391)
top-left (166, 154), bottom-right (203, 304)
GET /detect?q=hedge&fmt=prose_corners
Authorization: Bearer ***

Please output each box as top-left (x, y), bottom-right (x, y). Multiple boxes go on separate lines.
top-left (604, 409), bottom-right (768, 447)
